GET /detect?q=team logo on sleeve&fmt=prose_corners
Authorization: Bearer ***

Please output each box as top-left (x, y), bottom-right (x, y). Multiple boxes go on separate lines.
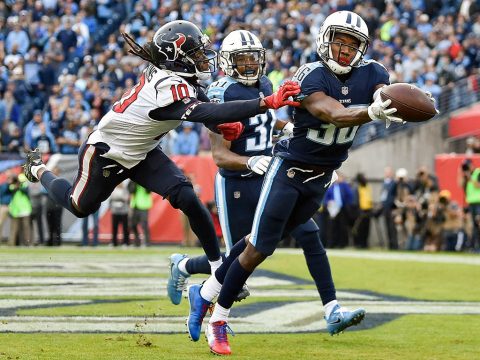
top-left (157, 33), bottom-right (187, 61)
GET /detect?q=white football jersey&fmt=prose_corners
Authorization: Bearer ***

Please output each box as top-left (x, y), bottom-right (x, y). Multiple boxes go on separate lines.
top-left (87, 65), bottom-right (198, 168)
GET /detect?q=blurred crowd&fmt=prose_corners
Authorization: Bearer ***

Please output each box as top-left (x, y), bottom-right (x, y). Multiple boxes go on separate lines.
top-left (0, 0), bottom-right (479, 155)
top-left (0, 170), bottom-right (156, 247)
top-left (313, 162), bottom-right (480, 252)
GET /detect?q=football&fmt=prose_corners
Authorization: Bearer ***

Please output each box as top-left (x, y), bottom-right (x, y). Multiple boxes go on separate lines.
top-left (380, 83), bottom-right (437, 122)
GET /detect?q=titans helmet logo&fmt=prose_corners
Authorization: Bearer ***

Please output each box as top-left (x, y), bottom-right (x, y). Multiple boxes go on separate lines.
top-left (156, 33), bottom-right (187, 61)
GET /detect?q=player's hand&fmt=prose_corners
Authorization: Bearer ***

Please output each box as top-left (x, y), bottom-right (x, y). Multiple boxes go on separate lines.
top-left (246, 155), bottom-right (272, 175)
top-left (217, 122), bottom-right (244, 141)
top-left (263, 81), bottom-right (301, 109)
top-left (424, 90), bottom-right (440, 114)
top-left (367, 97), bottom-right (403, 128)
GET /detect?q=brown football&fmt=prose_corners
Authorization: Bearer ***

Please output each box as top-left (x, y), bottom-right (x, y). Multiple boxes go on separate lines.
top-left (380, 83), bottom-right (437, 122)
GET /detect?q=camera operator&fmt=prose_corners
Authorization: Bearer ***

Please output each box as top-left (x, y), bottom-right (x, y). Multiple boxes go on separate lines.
top-left (7, 173), bottom-right (32, 246)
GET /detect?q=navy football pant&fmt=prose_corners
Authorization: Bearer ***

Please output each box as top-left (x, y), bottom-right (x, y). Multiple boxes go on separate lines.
top-left (188, 169), bottom-right (336, 304)
top-left (40, 141), bottom-right (220, 260)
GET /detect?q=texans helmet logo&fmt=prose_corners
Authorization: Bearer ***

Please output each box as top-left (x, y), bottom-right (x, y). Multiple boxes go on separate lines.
top-left (156, 33), bottom-right (187, 61)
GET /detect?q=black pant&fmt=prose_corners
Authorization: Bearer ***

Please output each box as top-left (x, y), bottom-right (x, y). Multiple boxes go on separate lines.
top-left (353, 210), bottom-right (371, 248)
top-left (112, 214), bottom-right (129, 246)
top-left (46, 207), bottom-right (62, 246)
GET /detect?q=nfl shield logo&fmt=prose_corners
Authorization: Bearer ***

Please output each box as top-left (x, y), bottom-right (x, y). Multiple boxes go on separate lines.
top-left (103, 169), bottom-right (110, 178)
top-left (234, 191), bottom-right (241, 199)
top-left (341, 86), bottom-right (349, 95)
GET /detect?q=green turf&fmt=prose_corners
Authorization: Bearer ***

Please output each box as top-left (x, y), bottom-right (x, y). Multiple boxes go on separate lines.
top-left (1, 247), bottom-right (480, 359)
top-left (16, 297), bottom-right (318, 317)
top-left (0, 315), bottom-right (478, 360)
top-left (261, 253), bottom-right (480, 301)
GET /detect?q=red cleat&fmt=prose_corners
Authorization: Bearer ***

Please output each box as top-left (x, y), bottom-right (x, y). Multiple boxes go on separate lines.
top-left (205, 320), bottom-right (234, 356)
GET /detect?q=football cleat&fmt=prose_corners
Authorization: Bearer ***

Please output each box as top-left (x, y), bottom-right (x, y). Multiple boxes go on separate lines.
top-left (167, 253), bottom-right (190, 305)
top-left (23, 148), bottom-right (43, 183)
top-left (325, 305), bottom-right (366, 335)
top-left (234, 283), bottom-right (250, 302)
top-left (205, 320), bottom-right (234, 356)
top-left (186, 284), bottom-right (213, 341)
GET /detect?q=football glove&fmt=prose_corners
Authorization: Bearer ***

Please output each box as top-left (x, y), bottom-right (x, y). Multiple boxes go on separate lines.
top-left (217, 122), bottom-right (244, 141)
top-left (367, 97), bottom-right (403, 129)
top-left (280, 122), bottom-right (294, 137)
top-left (263, 81), bottom-right (301, 109)
top-left (246, 155), bottom-right (272, 175)
top-left (424, 90), bottom-right (440, 114)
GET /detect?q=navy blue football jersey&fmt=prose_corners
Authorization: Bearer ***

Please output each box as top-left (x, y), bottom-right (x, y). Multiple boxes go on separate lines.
top-left (207, 76), bottom-right (276, 177)
top-left (274, 60), bottom-right (389, 168)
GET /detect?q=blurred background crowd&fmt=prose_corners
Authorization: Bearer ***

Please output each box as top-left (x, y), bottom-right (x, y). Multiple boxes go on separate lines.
top-left (0, 0), bottom-right (479, 155)
top-left (0, 0), bottom-right (479, 251)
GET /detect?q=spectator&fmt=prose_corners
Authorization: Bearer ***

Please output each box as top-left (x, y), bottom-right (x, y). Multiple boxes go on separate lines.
top-left (109, 182), bottom-right (130, 247)
top-left (24, 110), bottom-right (52, 151)
top-left (172, 121), bottom-right (200, 155)
top-left (7, 173), bottom-right (32, 246)
top-left (56, 119), bottom-right (81, 154)
top-left (0, 171), bottom-right (14, 242)
top-left (128, 181), bottom-right (152, 247)
top-left (465, 164), bottom-right (480, 250)
top-left (82, 210), bottom-right (99, 247)
top-left (45, 167), bottom-right (63, 246)
top-left (32, 122), bottom-right (57, 154)
top-left (323, 173), bottom-right (355, 249)
top-left (352, 173), bottom-right (373, 249)
top-left (29, 181), bottom-right (45, 245)
top-left (440, 190), bottom-right (465, 251)
top-left (380, 166), bottom-right (398, 249)
top-left (5, 19), bottom-right (29, 55)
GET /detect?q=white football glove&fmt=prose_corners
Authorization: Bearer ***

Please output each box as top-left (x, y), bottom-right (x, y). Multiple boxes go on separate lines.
top-left (424, 90), bottom-right (440, 114)
top-left (281, 122), bottom-right (294, 137)
top-left (246, 155), bottom-right (272, 175)
top-left (367, 97), bottom-right (404, 128)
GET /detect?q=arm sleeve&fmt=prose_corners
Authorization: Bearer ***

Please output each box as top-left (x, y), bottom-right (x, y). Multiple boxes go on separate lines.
top-left (149, 97), bottom-right (262, 127)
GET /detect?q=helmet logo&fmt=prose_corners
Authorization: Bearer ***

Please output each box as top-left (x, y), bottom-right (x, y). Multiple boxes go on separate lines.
top-left (158, 33), bottom-right (187, 61)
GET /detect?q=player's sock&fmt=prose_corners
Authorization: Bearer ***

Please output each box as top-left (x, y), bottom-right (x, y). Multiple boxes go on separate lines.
top-left (209, 258), bottom-right (223, 274)
top-left (31, 164), bottom-right (47, 180)
top-left (185, 254), bottom-right (227, 275)
top-left (200, 273), bottom-right (222, 302)
top-left (217, 258), bottom-right (252, 310)
top-left (40, 171), bottom-right (79, 216)
top-left (324, 300), bottom-right (339, 318)
top-left (214, 237), bottom-right (247, 283)
top-left (210, 303), bottom-right (230, 323)
top-left (295, 229), bottom-right (336, 305)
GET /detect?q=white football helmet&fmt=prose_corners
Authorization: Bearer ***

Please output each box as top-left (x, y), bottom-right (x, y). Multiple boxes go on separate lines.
top-left (316, 11), bottom-right (369, 75)
top-left (219, 30), bottom-right (266, 86)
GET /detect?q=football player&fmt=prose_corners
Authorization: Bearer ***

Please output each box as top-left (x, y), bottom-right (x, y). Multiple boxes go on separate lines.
top-left (22, 20), bottom-right (301, 275)
top-left (187, 11), bottom-right (436, 356)
top-left (166, 30), bottom-right (365, 344)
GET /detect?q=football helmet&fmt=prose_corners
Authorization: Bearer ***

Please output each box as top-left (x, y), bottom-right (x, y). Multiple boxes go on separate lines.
top-left (316, 11), bottom-right (369, 75)
top-left (219, 30), bottom-right (266, 85)
top-left (148, 20), bottom-right (217, 80)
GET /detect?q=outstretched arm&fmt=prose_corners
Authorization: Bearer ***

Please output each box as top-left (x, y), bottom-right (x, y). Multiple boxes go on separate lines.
top-left (300, 84), bottom-right (392, 129)
top-left (149, 81), bottom-right (301, 127)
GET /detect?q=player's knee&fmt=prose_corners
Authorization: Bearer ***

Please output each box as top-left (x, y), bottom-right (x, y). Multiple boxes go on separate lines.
top-left (297, 229), bottom-right (326, 255)
top-left (168, 185), bottom-right (201, 213)
top-left (71, 199), bottom-right (98, 218)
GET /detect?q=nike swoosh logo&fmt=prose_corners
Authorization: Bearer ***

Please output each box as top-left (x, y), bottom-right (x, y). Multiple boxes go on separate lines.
top-left (328, 318), bottom-right (342, 324)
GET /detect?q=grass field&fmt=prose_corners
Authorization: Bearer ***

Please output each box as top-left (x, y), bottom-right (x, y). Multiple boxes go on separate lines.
top-left (0, 246), bottom-right (479, 359)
